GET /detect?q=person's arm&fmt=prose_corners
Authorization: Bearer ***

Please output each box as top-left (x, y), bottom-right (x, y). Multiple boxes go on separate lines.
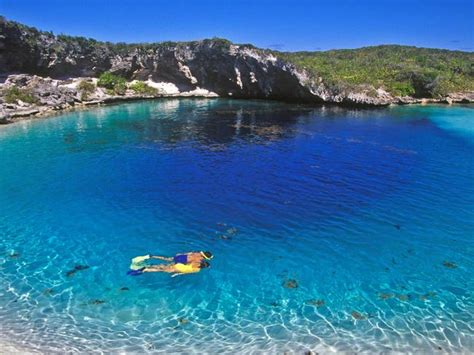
top-left (170, 269), bottom-right (200, 277)
top-left (149, 255), bottom-right (173, 261)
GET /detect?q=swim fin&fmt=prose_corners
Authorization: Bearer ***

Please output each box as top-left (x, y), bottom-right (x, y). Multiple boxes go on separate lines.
top-left (127, 267), bottom-right (145, 276)
top-left (131, 255), bottom-right (150, 264)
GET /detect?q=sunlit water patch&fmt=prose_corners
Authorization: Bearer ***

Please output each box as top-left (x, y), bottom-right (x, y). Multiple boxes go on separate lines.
top-left (0, 100), bottom-right (473, 353)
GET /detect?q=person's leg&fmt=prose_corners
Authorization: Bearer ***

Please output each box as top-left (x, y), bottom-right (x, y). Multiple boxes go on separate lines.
top-left (150, 255), bottom-right (173, 261)
top-left (143, 264), bottom-right (174, 273)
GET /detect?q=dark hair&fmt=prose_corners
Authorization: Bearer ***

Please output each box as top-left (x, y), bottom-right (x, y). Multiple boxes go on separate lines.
top-left (203, 251), bottom-right (213, 259)
top-left (200, 261), bottom-right (210, 269)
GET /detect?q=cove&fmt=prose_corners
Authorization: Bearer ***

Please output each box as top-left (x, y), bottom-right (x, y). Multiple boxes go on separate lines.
top-left (0, 99), bottom-right (473, 352)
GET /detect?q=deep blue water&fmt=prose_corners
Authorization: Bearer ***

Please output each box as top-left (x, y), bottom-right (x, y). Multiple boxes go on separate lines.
top-left (0, 100), bottom-right (473, 353)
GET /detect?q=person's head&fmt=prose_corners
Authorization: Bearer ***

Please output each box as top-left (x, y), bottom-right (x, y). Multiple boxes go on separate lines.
top-left (200, 261), bottom-right (210, 269)
top-left (200, 251), bottom-right (213, 260)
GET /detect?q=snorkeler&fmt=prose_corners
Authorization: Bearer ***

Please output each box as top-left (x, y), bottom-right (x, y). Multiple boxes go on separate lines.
top-left (129, 252), bottom-right (212, 270)
top-left (150, 251), bottom-right (213, 264)
top-left (127, 260), bottom-right (210, 277)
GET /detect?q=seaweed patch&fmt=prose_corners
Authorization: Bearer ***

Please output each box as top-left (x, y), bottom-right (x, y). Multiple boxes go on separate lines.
top-left (66, 264), bottom-right (90, 277)
top-left (351, 311), bottom-right (367, 320)
top-left (442, 261), bottom-right (457, 269)
top-left (88, 299), bottom-right (106, 305)
top-left (305, 299), bottom-right (325, 308)
top-left (378, 292), bottom-right (394, 300)
top-left (282, 279), bottom-right (299, 289)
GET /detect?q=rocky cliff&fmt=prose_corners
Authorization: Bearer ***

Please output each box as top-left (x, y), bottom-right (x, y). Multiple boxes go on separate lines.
top-left (0, 18), bottom-right (329, 102)
top-left (0, 17), bottom-right (472, 122)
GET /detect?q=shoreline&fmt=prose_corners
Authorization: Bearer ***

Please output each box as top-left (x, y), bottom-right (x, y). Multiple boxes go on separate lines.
top-left (0, 95), bottom-right (221, 126)
top-left (1, 74), bottom-right (472, 126)
top-left (0, 95), bottom-right (474, 127)
top-left (1, 94), bottom-right (472, 127)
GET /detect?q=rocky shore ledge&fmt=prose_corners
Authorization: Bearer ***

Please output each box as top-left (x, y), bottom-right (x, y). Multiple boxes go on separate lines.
top-left (0, 74), bottom-right (219, 124)
top-left (1, 73), bottom-right (472, 125)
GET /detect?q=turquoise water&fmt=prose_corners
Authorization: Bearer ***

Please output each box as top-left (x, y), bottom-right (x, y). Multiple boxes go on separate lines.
top-left (0, 100), bottom-right (473, 353)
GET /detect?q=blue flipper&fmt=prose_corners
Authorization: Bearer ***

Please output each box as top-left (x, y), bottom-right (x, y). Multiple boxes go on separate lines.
top-left (127, 267), bottom-right (145, 276)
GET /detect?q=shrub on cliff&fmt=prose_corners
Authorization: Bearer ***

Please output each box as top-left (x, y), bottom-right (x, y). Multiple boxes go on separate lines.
top-left (391, 82), bottom-right (416, 97)
top-left (97, 72), bottom-right (127, 95)
top-left (129, 81), bottom-right (158, 96)
top-left (409, 71), bottom-right (442, 98)
top-left (77, 80), bottom-right (96, 100)
top-left (279, 45), bottom-right (474, 97)
top-left (3, 86), bottom-right (38, 104)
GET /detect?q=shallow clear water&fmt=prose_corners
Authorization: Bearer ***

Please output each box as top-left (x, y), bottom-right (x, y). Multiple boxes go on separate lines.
top-left (0, 100), bottom-right (473, 353)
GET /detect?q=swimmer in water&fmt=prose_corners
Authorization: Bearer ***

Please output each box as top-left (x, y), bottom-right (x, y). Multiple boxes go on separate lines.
top-left (128, 260), bottom-right (210, 277)
top-left (149, 251), bottom-right (213, 264)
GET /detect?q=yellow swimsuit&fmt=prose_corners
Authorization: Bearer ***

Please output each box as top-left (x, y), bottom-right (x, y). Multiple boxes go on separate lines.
top-left (174, 263), bottom-right (200, 274)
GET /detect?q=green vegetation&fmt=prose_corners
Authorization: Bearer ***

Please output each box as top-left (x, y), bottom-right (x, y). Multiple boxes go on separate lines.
top-left (277, 45), bottom-right (474, 97)
top-left (77, 80), bottom-right (96, 100)
top-left (97, 72), bottom-right (127, 95)
top-left (129, 81), bottom-right (158, 96)
top-left (3, 86), bottom-right (38, 104)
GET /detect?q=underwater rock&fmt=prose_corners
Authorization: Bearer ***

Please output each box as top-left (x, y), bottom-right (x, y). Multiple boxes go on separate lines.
top-left (351, 311), bottom-right (367, 320)
top-left (119, 287), bottom-right (130, 291)
top-left (63, 133), bottom-right (75, 144)
top-left (378, 292), bottom-right (394, 300)
top-left (43, 288), bottom-right (54, 296)
top-left (66, 264), bottom-right (90, 277)
top-left (270, 301), bottom-right (280, 307)
top-left (254, 125), bottom-right (284, 137)
top-left (419, 292), bottom-right (437, 301)
top-left (74, 265), bottom-right (90, 271)
top-left (208, 144), bottom-right (226, 152)
top-left (282, 279), bottom-right (299, 289)
top-left (226, 227), bottom-right (238, 235)
top-left (396, 294), bottom-right (410, 302)
top-left (442, 261), bottom-right (457, 269)
top-left (8, 251), bottom-right (20, 258)
top-left (305, 299), bottom-right (325, 308)
top-left (393, 224), bottom-right (401, 230)
top-left (89, 299), bottom-right (106, 305)
top-left (178, 318), bottom-right (189, 325)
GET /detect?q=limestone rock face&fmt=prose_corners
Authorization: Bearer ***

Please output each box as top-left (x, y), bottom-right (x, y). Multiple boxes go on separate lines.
top-left (0, 19), bottom-right (392, 106)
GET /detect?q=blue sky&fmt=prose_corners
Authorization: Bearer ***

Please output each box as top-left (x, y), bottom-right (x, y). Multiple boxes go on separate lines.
top-left (1, 0), bottom-right (472, 51)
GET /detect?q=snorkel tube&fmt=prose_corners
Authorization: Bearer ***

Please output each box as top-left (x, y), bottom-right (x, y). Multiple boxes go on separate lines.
top-left (200, 251), bottom-right (213, 260)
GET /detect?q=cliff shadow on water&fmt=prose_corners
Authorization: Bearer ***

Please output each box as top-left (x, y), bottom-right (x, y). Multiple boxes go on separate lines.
top-left (57, 98), bottom-right (399, 147)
